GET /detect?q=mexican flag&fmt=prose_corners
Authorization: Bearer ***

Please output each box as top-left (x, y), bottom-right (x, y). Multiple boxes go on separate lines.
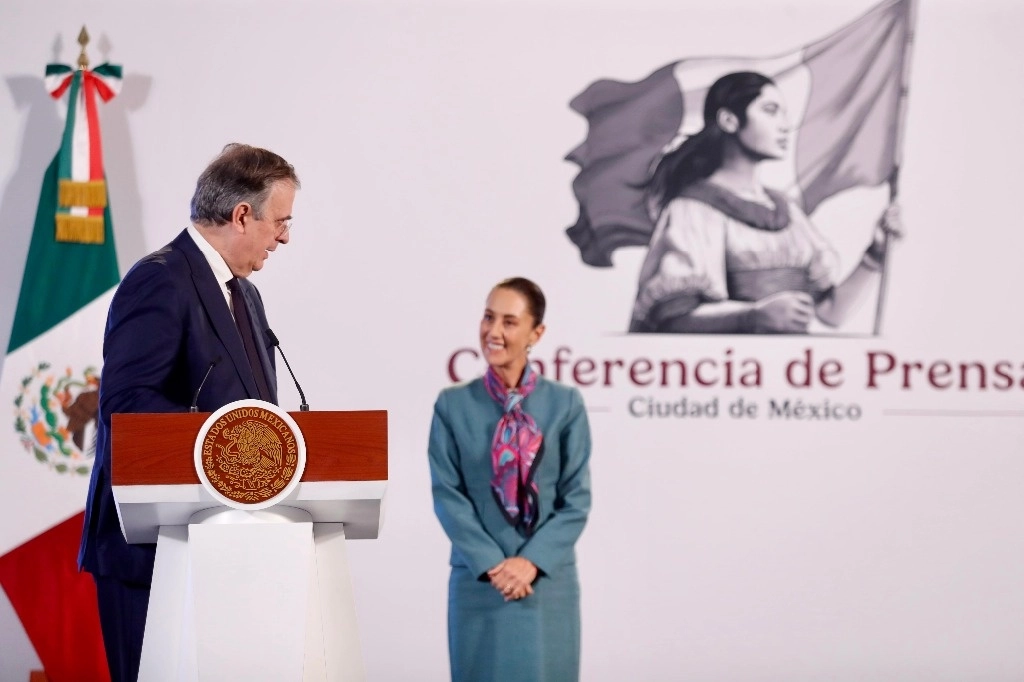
top-left (565, 0), bottom-right (916, 267)
top-left (0, 60), bottom-right (122, 682)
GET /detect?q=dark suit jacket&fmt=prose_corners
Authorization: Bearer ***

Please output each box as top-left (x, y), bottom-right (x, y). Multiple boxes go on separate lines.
top-left (79, 229), bottom-right (278, 583)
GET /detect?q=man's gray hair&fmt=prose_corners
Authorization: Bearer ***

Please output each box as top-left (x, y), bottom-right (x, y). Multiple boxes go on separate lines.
top-left (190, 143), bottom-right (300, 225)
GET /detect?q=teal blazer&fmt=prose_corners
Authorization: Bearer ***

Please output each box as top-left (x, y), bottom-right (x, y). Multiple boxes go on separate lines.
top-left (429, 375), bottom-right (592, 579)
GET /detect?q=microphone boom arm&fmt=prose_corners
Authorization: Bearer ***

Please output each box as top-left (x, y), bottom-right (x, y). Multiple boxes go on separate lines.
top-left (266, 328), bottom-right (309, 411)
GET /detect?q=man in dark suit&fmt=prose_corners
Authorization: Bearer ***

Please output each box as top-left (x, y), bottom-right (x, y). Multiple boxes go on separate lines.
top-left (78, 143), bottom-right (300, 682)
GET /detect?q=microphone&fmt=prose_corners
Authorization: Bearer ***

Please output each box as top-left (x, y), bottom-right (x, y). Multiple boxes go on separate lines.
top-left (190, 356), bottom-right (221, 412)
top-left (265, 328), bottom-right (309, 411)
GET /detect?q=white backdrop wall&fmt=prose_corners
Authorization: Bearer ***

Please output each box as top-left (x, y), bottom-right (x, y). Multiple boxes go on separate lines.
top-left (1, 1), bottom-right (1023, 680)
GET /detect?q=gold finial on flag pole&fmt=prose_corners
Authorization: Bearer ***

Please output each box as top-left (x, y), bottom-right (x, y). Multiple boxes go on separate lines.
top-left (77, 26), bottom-right (90, 70)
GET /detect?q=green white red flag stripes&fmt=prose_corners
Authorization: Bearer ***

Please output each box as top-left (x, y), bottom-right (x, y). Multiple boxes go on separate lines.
top-left (0, 58), bottom-right (123, 682)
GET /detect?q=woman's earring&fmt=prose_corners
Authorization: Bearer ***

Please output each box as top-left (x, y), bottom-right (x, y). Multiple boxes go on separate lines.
top-left (526, 345), bottom-right (533, 355)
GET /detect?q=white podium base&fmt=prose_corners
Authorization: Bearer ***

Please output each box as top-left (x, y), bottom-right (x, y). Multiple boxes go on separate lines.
top-left (137, 507), bottom-right (365, 681)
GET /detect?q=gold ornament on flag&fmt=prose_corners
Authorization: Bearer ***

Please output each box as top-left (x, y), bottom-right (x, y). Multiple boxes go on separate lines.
top-left (47, 26), bottom-right (122, 244)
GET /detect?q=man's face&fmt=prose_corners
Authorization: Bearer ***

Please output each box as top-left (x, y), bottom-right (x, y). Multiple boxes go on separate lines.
top-left (232, 180), bottom-right (295, 277)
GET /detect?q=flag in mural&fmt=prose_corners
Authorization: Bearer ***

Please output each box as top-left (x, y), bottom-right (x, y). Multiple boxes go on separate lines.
top-left (0, 43), bottom-right (122, 682)
top-left (565, 0), bottom-right (915, 268)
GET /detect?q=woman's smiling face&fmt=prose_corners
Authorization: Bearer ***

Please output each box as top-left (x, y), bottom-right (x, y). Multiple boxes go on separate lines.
top-left (479, 287), bottom-right (544, 377)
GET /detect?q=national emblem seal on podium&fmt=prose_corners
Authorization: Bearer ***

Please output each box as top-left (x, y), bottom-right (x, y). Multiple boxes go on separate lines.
top-left (193, 399), bottom-right (307, 509)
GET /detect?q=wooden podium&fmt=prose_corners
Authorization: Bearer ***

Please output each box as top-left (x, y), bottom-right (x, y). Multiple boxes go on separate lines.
top-left (111, 408), bottom-right (387, 682)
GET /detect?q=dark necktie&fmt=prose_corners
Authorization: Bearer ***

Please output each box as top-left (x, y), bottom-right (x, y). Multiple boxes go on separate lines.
top-left (228, 277), bottom-right (271, 401)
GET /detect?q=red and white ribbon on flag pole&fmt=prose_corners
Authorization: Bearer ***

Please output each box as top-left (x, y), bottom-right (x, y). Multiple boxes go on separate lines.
top-left (45, 62), bottom-right (122, 244)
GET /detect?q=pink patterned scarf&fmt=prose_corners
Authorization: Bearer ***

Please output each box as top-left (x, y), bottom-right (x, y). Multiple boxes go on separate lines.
top-left (484, 364), bottom-right (543, 533)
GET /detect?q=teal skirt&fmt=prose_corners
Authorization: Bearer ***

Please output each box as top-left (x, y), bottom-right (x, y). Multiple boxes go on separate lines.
top-left (448, 563), bottom-right (580, 682)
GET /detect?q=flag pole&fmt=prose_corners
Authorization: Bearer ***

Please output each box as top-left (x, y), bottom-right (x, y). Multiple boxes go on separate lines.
top-left (873, 0), bottom-right (918, 335)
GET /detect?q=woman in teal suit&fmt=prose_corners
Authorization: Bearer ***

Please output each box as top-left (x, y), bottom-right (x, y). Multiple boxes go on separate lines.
top-left (429, 277), bottom-right (592, 681)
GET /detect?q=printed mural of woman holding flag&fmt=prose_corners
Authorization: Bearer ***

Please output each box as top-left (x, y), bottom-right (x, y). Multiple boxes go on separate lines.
top-left (629, 70), bottom-right (902, 334)
top-left (565, 0), bottom-right (916, 335)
